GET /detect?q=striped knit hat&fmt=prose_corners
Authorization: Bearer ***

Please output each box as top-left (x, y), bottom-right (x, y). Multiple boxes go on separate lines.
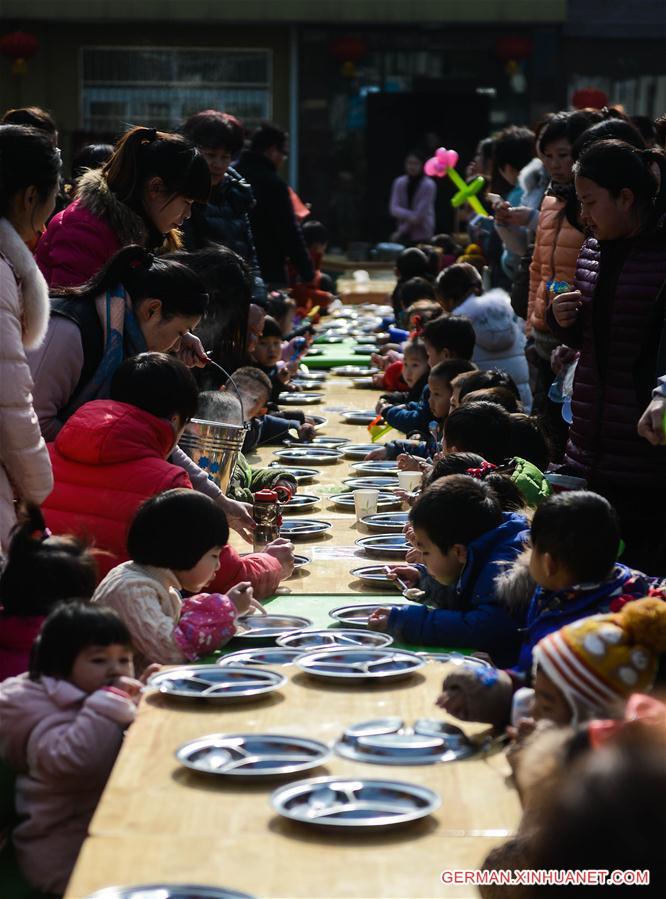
top-left (532, 597), bottom-right (666, 725)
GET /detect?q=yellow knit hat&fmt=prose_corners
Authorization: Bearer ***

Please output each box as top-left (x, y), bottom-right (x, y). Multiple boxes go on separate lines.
top-left (533, 598), bottom-right (666, 720)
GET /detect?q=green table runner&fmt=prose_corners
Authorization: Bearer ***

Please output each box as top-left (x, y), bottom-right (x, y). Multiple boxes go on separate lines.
top-left (301, 338), bottom-right (372, 370)
top-left (204, 592), bottom-right (474, 660)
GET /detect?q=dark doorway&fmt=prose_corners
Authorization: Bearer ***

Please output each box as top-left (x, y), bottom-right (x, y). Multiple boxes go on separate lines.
top-left (366, 90), bottom-right (490, 242)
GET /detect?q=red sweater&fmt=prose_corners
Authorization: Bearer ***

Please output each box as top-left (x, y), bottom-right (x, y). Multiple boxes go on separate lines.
top-left (42, 400), bottom-right (281, 597)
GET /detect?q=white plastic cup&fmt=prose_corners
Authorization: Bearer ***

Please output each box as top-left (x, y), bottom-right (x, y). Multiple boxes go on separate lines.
top-left (354, 489), bottom-right (379, 520)
top-left (397, 470), bottom-right (422, 492)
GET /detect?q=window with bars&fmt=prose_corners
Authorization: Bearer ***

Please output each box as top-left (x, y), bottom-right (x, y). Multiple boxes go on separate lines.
top-left (81, 47), bottom-right (272, 133)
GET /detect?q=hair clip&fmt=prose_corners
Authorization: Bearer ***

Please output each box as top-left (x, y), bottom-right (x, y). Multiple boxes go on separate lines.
top-left (466, 461), bottom-right (497, 479)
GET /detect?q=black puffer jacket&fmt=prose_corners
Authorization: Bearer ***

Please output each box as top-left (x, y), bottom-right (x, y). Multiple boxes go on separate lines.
top-left (234, 150), bottom-right (314, 287)
top-left (182, 166), bottom-right (266, 303)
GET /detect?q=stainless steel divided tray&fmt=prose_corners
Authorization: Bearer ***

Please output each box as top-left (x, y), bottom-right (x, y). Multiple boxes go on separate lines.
top-left (217, 648), bottom-right (304, 667)
top-left (329, 492), bottom-right (401, 512)
top-left (361, 511), bottom-right (409, 532)
top-left (267, 464), bottom-right (320, 482)
top-left (351, 460), bottom-right (399, 474)
top-left (295, 370), bottom-right (327, 381)
top-left (278, 392), bottom-right (323, 405)
top-left (342, 443), bottom-right (382, 460)
top-left (329, 602), bottom-right (412, 627)
top-left (273, 447), bottom-right (342, 464)
top-left (271, 775), bottom-right (439, 829)
top-left (353, 346), bottom-right (376, 355)
top-left (283, 494), bottom-right (320, 513)
top-left (276, 629), bottom-right (393, 650)
top-left (355, 534), bottom-right (410, 558)
top-left (295, 647), bottom-right (424, 683)
top-left (314, 335), bottom-right (345, 344)
top-left (310, 415), bottom-right (328, 429)
top-left (235, 614), bottom-right (312, 640)
top-left (334, 718), bottom-right (477, 766)
top-left (287, 436), bottom-right (349, 447)
top-left (331, 365), bottom-right (380, 376)
top-left (176, 733), bottom-right (330, 779)
top-left (341, 410), bottom-right (377, 425)
top-left (292, 554), bottom-right (310, 569)
top-left (343, 476), bottom-right (400, 490)
top-left (87, 886), bottom-right (255, 899)
top-left (279, 519), bottom-right (332, 539)
top-left (148, 665), bottom-right (285, 701)
top-left (349, 565), bottom-right (403, 588)
top-left (303, 347), bottom-right (324, 356)
top-left (351, 378), bottom-right (376, 389)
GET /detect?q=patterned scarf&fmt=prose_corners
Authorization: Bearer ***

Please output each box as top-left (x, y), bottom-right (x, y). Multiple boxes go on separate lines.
top-left (63, 286), bottom-right (147, 417)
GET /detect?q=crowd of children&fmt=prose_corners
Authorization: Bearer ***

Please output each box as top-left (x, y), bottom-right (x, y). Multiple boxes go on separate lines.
top-left (1, 99), bottom-right (666, 895)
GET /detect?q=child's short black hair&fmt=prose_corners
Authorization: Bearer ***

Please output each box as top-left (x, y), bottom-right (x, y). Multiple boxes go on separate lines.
top-left (429, 359), bottom-right (477, 388)
top-left (110, 352), bottom-right (199, 422)
top-left (0, 505), bottom-right (97, 617)
top-left (396, 247), bottom-right (429, 280)
top-left (410, 475), bottom-right (503, 553)
top-left (127, 488), bottom-right (230, 570)
top-left (264, 291), bottom-right (292, 323)
top-left (232, 366), bottom-right (272, 402)
top-left (435, 263), bottom-right (483, 305)
top-left (444, 401), bottom-right (512, 464)
top-left (530, 491), bottom-right (620, 582)
top-left (509, 413), bottom-right (551, 472)
top-left (422, 316), bottom-right (476, 360)
top-left (398, 276), bottom-right (436, 308)
top-left (456, 368), bottom-right (520, 402)
top-left (302, 220), bottom-right (328, 246)
top-left (402, 337), bottom-right (428, 361)
top-left (424, 451), bottom-right (485, 487)
top-left (463, 386), bottom-right (521, 413)
top-left (260, 315), bottom-right (283, 340)
top-left (30, 602), bottom-right (132, 680)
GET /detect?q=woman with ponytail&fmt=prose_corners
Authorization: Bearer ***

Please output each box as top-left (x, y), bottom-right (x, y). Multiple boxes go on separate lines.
top-left (29, 246), bottom-right (256, 540)
top-left (0, 505), bottom-right (97, 680)
top-left (0, 125), bottom-right (61, 550)
top-left (548, 140), bottom-right (666, 572)
top-left (35, 126), bottom-right (210, 288)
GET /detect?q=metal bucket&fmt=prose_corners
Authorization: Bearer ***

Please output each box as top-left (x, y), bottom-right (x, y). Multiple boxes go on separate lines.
top-left (179, 418), bottom-right (248, 494)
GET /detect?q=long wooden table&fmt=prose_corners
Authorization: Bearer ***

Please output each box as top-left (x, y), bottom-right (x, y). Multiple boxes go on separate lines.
top-left (64, 356), bottom-right (520, 899)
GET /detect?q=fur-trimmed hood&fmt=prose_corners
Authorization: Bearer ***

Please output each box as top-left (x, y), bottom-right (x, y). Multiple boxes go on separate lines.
top-left (75, 168), bottom-right (182, 253)
top-left (0, 217), bottom-right (50, 349)
top-left (495, 549), bottom-right (536, 618)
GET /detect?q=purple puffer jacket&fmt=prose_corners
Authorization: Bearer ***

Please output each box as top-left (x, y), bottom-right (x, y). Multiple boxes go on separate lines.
top-left (547, 232), bottom-right (666, 486)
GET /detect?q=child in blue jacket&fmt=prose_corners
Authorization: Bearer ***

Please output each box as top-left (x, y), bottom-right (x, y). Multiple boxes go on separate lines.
top-left (373, 359), bottom-right (476, 461)
top-left (437, 490), bottom-right (666, 727)
top-left (368, 475), bottom-right (529, 667)
top-left (381, 316), bottom-right (476, 437)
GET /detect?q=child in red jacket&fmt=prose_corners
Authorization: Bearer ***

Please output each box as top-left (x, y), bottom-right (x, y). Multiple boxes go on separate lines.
top-left (0, 505), bottom-right (98, 681)
top-left (43, 353), bottom-right (293, 597)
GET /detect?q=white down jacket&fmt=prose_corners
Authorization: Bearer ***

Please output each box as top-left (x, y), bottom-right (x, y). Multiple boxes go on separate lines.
top-left (0, 218), bottom-right (53, 550)
top-left (453, 289), bottom-right (532, 411)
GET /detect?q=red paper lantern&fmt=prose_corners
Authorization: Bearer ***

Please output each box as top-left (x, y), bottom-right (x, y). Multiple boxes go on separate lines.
top-left (495, 35), bottom-right (533, 63)
top-left (572, 87), bottom-right (609, 110)
top-left (330, 36), bottom-right (368, 64)
top-left (0, 30), bottom-right (39, 75)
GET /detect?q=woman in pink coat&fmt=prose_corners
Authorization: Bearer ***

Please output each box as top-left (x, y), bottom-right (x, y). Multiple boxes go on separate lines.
top-left (0, 125), bottom-right (61, 551)
top-left (0, 602), bottom-right (139, 894)
top-left (389, 152), bottom-right (437, 244)
top-left (36, 126), bottom-right (210, 289)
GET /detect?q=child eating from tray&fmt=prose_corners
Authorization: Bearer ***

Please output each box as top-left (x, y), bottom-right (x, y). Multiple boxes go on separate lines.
top-left (436, 491), bottom-right (666, 728)
top-left (368, 474), bottom-right (529, 667)
top-left (230, 365), bottom-right (316, 450)
top-left (93, 489), bottom-right (266, 668)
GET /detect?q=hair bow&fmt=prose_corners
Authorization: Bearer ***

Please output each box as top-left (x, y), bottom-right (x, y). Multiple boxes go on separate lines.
top-left (465, 461), bottom-right (497, 479)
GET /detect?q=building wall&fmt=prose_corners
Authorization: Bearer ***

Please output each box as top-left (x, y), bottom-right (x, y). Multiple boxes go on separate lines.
top-left (0, 22), bottom-right (291, 168)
